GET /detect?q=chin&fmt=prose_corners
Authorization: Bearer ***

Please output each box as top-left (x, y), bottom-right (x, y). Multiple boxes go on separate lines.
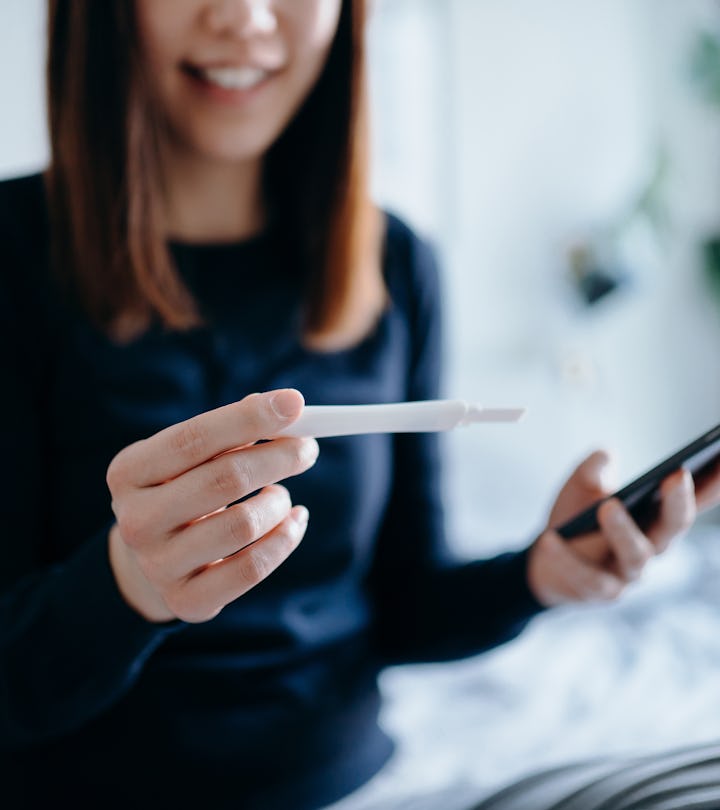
top-left (185, 123), bottom-right (286, 166)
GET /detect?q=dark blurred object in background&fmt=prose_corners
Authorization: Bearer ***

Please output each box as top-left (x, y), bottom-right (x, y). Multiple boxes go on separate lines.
top-left (568, 241), bottom-right (628, 307)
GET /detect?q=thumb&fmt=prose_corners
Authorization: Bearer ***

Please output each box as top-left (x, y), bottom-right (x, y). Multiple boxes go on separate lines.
top-left (548, 449), bottom-right (617, 528)
top-left (576, 449), bottom-right (616, 494)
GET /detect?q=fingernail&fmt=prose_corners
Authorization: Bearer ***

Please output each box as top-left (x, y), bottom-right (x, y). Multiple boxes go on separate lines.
top-left (270, 389), bottom-right (302, 419)
top-left (292, 506), bottom-right (309, 527)
top-left (595, 455), bottom-right (616, 491)
top-left (666, 471), bottom-right (693, 501)
top-left (679, 470), bottom-right (694, 492)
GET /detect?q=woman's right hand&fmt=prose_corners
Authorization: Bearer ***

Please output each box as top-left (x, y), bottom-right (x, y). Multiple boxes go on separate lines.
top-left (106, 389), bottom-right (318, 624)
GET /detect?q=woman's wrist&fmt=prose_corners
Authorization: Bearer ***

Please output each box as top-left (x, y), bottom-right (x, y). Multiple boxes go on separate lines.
top-left (108, 523), bottom-right (177, 623)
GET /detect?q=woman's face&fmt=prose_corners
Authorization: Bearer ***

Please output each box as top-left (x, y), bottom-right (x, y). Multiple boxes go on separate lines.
top-left (135, 0), bottom-right (343, 165)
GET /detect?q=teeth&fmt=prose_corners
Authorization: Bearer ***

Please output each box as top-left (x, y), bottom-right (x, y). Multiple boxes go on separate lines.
top-left (200, 66), bottom-right (268, 91)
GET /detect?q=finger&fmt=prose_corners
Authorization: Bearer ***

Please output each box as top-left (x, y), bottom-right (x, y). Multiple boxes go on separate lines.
top-left (647, 468), bottom-right (696, 553)
top-left (111, 485), bottom-right (296, 609)
top-left (139, 436), bottom-right (318, 532)
top-left (694, 458), bottom-right (720, 512)
top-left (578, 450), bottom-right (617, 492)
top-left (596, 498), bottom-right (655, 582)
top-left (165, 506), bottom-right (310, 623)
top-left (108, 389), bottom-right (305, 490)
top-left (531, 530), bottom-right (626, 606)
top-left (548, 450), bottom-right (616, 528)
top-left (156, 485), bottom-right (293, 582)
top-left (569, 531), bottom-right (614, 566)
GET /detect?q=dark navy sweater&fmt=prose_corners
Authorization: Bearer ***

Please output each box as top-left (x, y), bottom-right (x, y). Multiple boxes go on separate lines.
top-left (0, 173), bottom-right (544, 809)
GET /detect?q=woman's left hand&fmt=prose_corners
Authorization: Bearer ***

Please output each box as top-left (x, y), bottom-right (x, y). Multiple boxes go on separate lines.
top-left (527, 450), bottom-right (720, 608)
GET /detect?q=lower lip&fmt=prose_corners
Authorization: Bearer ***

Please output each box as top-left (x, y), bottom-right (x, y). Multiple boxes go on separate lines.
top-left (183, 68), bottom-right (274, 106)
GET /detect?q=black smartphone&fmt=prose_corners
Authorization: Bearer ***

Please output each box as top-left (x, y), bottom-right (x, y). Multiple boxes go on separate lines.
top-left (556, 421), bottom-right (720, 539)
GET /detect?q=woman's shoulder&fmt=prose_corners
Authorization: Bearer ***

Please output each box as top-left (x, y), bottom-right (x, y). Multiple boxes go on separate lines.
top-left (0, 170), bottom-right (50, 270)
top-left (382, 209), bottom-right (439, 270)
top-left (0, 171), bottom-right (53, 321)
top-left (0, 170), bottom-right (48, 229)
top-left (381, 208), bottom-right (443, 310)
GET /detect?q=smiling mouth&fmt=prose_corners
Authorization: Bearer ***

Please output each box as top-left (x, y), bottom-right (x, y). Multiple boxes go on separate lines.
top-left (183, 64), bottom-right (273, 92)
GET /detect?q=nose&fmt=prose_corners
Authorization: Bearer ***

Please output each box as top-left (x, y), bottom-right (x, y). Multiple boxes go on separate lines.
top-left (206, 0), bottom-right (278, 38)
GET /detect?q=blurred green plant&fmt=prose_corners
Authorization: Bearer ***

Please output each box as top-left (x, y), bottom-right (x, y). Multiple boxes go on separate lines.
top-left (688, 22), bottom-right (720, 308)
top-left (705, 237), bottom-right (720, 300)
top-left (690, 29), bottom-right (720, 106)
top-left (620, 146), bottom-right (672, 242)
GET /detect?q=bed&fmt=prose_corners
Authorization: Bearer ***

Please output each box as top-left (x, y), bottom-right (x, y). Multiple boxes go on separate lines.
top-left (327, 519), bottom-right (720, 809)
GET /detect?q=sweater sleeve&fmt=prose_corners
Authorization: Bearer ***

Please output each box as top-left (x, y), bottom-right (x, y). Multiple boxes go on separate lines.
top-left (366, 219), bottom-right (547, 665)
top-left (0, 180), bottom-right (181, 750)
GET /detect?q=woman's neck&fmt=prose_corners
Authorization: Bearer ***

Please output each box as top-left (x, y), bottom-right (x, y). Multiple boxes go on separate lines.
top-left (161, 145), bottom-right (266, 244)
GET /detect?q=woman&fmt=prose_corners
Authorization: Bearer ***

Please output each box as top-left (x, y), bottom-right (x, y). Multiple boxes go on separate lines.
top-left (1, 2), bottom-right (718, 808)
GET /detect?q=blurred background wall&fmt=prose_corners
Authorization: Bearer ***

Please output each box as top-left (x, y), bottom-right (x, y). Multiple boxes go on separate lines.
top-left (0, 0), bottom-right (47, 179)
top-left (2, 0), bottom-right (719, 556)
top-left (367, 0), bottom-right (720, 555)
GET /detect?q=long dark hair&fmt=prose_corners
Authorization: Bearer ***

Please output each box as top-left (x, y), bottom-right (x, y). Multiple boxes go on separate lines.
top-left (45, 0), bottom-right (382, 344)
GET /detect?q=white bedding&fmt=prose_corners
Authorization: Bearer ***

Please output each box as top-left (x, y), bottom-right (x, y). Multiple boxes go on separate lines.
top-left (326, 521), bottom-right (720, 809)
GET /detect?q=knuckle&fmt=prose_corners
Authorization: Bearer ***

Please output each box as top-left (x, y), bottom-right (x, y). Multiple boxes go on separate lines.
top-left (212, 456), bottom-right (251, 497)
top-left (171, 418), bottom-right (207, 461)
top-left (105, 460), bottom-right (122, 492)
top-left (546, 530), bottom-right (567, 557)
top-left (228, 504), bottom-right (260, 546)
top-left (237, 550), bottom-right (273, 584)
top-left (163, 587), bottom-right (219, 624)
top-left (106, 447), bottom-right (135, 491)
top-left (228, 456), bottom-right (253, 492)
top-left (162, 591), bottom-right (193, 623)
top-left (160, 589), bottom-right (186, 619)
top-left (536, 530), bottom-right (557, 555)
top-left (116, 508), bottom-right (145, 549)
top-left (109, 495), bottom-right (122, 522)
top-left (137, 549), bottom-right (171, 588)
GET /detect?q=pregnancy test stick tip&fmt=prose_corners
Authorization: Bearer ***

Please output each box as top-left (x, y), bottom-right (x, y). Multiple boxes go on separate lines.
top-left (465, 404), bottom-right (527, 423)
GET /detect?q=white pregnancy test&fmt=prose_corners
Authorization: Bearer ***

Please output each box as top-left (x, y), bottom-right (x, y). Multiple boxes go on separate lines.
top-left (276, 399), bottom-right (527, 439)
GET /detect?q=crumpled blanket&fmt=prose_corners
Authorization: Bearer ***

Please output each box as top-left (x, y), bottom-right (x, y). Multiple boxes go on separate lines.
top-left (327, 522), bottom-right (720, 809)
